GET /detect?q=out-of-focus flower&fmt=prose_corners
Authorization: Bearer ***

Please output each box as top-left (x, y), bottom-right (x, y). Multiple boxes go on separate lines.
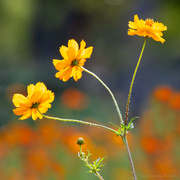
top-left (139, 110), bottom-right (155, 136)
top-left (153, 155), bottom-right (178, 175)
top-left (128, 14), bottom-right (167, 43)
top-left (50, 162), bottom-right (65, 179)
top-left (37, 120), bottom-right (62, 145)
top-left (25, 146), bottom-right (50, 173)
top-left (141, 136), bottom-right (162, 155)
top-left (153, 86), bottom-right (172, 102)
top-left (13, 82), bottom-right (54, 120)
top-left (6, 83), bottom-right (26, 101)
top-left (53, 39), bottom-right (93, 81)
top-left (169, 92), bottom-right (180, 110)
top-left (61, 88), bottom-right (89, 110)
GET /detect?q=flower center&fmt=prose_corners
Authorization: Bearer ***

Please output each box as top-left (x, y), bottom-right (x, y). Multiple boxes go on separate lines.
top-left (145, 19), bottom-right (154, 27)
top-left (71, 59), bottom-right (79, 66)
top-left (31, 102), bottom-right (40, 109)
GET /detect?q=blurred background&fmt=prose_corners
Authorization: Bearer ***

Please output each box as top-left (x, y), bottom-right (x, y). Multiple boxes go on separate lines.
top-left (0, 0), bottom-right (180, 179)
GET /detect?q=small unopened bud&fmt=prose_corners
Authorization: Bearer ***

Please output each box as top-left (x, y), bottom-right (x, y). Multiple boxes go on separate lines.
top-left (77, 137), bottom-right (85, 146)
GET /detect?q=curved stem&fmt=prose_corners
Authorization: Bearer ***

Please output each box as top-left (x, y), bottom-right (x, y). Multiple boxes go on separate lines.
top-left (125, 37), bottom-right (147, 126)
top-left (40, 112), bottom-right (117, 134)
top-left (124, 136), bottom-right (137, 180)
top-left (81, 66), bottom-right (124, 125)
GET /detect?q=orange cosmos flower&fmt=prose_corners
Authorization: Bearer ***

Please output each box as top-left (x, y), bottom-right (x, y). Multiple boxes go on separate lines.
top-left (128, 14), bottom-right (167, 43)
top-left (169, 92), bottom-right (180, 110)
top-left (53, 39), bottom-right (93, 81)
top-left (13, 82), bottom-right (54, 120)
top-left (61, 88), bottom-right (89, 110)
top-left (153, 85), bottom-right (173, 102)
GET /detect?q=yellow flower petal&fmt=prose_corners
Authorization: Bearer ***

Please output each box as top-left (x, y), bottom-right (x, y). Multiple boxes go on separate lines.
top-left (13, 94), bottom-right (28, 107)
top-left (62, 67), bottom-right (73, 82)
top-left (31, 108), bottom-right (43, 120)
top-left (53, 59), bottom-right (71, 71)
top-left (52, 59), bottom-right (61, 66)
top-left (59, 45), bottom-right (68, 59)
top-left (72, 66), bottom-right (82, 81)
top-left (55, 66), bottom-right (72, 81)
top-left (19, 109), bottom-right (32, 120)
top-left (128, 14), bottom-right (167, 43)
top-left (40, 91), bottom-right (54, 103)
top-left (35, 82), bottom-right (47, 94)
top-left (27, 84), bottom-right (35, 99)
top-left (39, 102), bottom-right (51, 109)
top-left (29, 91), bottom-right (42, 103)
top-left (66, 47), bottom-right (76, 61)
top-left (128, 21), bottom-right (138, 30)
top-left (38, 106), bottom-right (49, 113)
top-left (80, 39), bottom-right (86, 50)
top-left (68, 39), bottom-right (79, 54)
top-left (78, 47), bottom-right (93, 59)
top-left (31, 109), bottom-right (38, 120)
top-left (13, 107), bottom-right (28, 115)
top-left (78, 59), bottom-right (86, 66)
top-left (134, 14), bottom-right (139, 22)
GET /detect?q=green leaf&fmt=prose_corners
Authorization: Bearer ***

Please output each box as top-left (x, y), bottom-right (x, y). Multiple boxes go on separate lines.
top-left (85, 164), bottom-right (92, 169)
top-left (109, 122), bottom-right (120, 129)
top-left (127, 116), bottom-right (139, 130)
top-left (97, 156), bottom-right (107, 166)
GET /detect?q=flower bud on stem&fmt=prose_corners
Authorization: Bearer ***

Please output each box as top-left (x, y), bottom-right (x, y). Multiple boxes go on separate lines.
top-left (77, 138), bottom-right (105, 180)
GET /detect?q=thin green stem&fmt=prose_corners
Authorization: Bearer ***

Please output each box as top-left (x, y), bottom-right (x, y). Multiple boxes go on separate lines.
top-left (39, 111), bottom-right (117, 134)
top-left (125, 37), bottom-right (147, 126)
top-left (95, 172), bottom-right (104, 180)
top-left (79, 145), bottom-right (83, 154)
top-left (79, 146), bottom-right (104, 180)
top-left (81, 66), bottom-right (124, 125)
top-left (124, 136), bottom-right (137, 180)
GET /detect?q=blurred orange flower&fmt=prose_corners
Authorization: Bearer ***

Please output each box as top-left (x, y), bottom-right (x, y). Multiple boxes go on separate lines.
top-left (0, 122), bottom-right (66, 179)
top-left (12, 82), bottom-right (54, 120)
top-left (141, 136), bottom-right (162, 155)
top-left (15, 124), bottom-right (35, 146)
top-left (1, 123), bottom-right (34, 147)
top-left (169, 92), bottom-right (180, 110)
top-left (37, 120), bottom-right (62, 145)
top-left (153, 155), bottom-right (178, 175)
top-left (53, 39), bottom-right (93, 81)
top-left (6, 83), bottom-right (26, 101)
top-left (61, 88), bottom-right (89, 110)
top-left (25, 146), bottom-right (51, 173)
top-left (139, 110), bottom-right (155, 136)
top-left (153, 86), bottom-right (172, 102)
top-left (128, 15), bottom-right (167, 43)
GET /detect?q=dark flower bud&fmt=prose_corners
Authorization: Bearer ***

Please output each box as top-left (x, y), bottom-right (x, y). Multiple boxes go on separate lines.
top-left (77, 137), bottom-right (85, 146)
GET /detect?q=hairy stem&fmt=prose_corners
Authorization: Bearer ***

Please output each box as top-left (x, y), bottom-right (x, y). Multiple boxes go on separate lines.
top-left (81, 66), bottom-right (124, 125)
top-left (39, 111), bottom-right (117, 134)
top-left (125, 37), bottom-right (147, 126)
top-left (95, 172), bottom-right (104, 180)
top-left (124, 136), bottom-right (137, 180)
